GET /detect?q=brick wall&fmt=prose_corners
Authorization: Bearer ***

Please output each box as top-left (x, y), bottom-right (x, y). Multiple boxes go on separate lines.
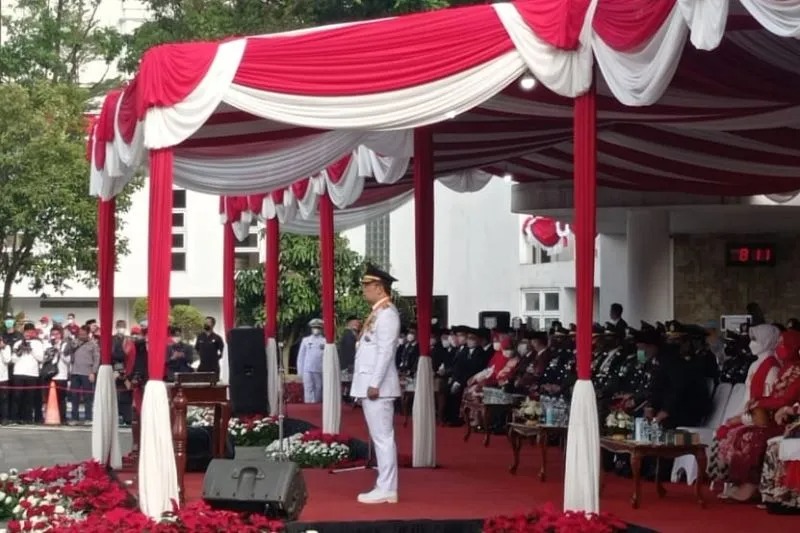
top-left (673, 234), bottom-right (800, 324)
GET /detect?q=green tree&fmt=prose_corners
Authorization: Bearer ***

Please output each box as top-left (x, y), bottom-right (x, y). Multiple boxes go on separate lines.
top-left (170, 304), bottom-right (205, 339)
top-left (0, 1), bottom-right (136, 316)
top-left (133, 297), bottom-right (149, 323)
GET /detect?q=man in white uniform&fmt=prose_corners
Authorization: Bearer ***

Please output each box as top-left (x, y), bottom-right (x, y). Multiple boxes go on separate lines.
top-left (297, 318), bottom-right (325, 403)
top-left (351, 265), bottom-right (401, 504)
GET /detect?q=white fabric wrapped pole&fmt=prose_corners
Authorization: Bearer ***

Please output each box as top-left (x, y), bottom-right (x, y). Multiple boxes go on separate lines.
top-left (91, 364), bottom-right (121, 468)
top-left (563, 379), bottom-right (600, 513)
top-left (412, 356), bottom-right (436, 467)
top-left (266, 337), bottom-right (280, 416)
top-left (138, 380), bottom-right (179, 519)
top-left (322, 343), bottom-right (342, 433)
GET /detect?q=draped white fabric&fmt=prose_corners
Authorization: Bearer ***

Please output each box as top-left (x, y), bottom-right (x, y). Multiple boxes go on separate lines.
top-left (563, 380), bottom-right (600, 513)
top-left (412, 356), bottom-right (436, 467)
top-left (138, 380), bottom-right (179, 519)
top-left (91, 365), bottom-right (122, 469)
top-left (438, 169), bottom-right (494, 193)
top-left (740, 0), bottom-right (800, 37)
top-left (322, 343), bottom-right (342, 433)
top-left (266, 337), bottom-right (280, 417)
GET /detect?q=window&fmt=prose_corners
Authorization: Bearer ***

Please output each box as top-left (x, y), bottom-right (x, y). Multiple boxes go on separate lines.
top-left (365, 214), bottom-right (390, 270)
top-left (172, 188), bottom-right (186, 272)
top-left (40, 299), bottom-right (98, 309)
top-left (234, 223), bottom-right (260, 270)
top-left (170, 298), bottom-right (191, 307)
top-left (521, 289), bottom-right (560, 330)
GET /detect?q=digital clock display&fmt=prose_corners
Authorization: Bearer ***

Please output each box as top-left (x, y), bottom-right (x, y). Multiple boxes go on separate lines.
top-left (726, 244), bottom-right (776, 266)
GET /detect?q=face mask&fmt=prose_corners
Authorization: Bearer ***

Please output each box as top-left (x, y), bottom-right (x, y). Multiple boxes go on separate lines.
top-left (502, 349), bottom-right (514, 358)
top-left (466, 340), bottom-right (477, 349)
top-left (749, 340), bottom-right (761, 355)
top-left (492, 342), bottom-right (502, 351)
top-left (441, 338), bottom-right (450, 348)
top-left (311, 328), bottom-right (322, 336)
top-left (406, 334), bottom-right (416, 343)
top-left (172, 337), bottom-right (182, 344)
top-left (203, 324), bottom-right (212, 331)
top-left (67, 318), bottom-right (74, 324)
top-left (116, 328), bottom-right (126, 335)
top-left (447, 336), bottom-right (456, 347)
top-left (636, 349), bottom-right (647, 364)
top-left (4, 320), bottom-right (14, 329)
top-left (517, 344), bottom-right (528, 356)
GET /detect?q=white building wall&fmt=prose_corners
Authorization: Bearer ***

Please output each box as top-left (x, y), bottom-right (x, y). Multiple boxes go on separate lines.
top-left (598, 234), bottom-right (628, 321)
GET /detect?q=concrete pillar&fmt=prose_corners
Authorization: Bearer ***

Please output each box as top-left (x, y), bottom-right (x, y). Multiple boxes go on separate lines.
top-left (626, 210), bottom-right (672, 325)
top-left (598, 234), bottom-right (628, 323)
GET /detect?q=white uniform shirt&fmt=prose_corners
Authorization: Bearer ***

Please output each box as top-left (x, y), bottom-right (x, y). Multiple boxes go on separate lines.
top-left (51, 341), bottom-right (72, 381)
top-left (351, 299), bottom-right (401, 399)
top-left (11, 338), bottom-right (45, 377)
top-left (297, 334), bottom-right (325, 375)
top-left (0, 345), bottom-right (11, 382)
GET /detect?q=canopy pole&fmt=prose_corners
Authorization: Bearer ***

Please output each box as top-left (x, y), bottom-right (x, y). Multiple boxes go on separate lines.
top-left (138, 148), bottom-right (179, 519)
top-left (564, 84), bottom-right (600, 514)
top-left (265, 216), bottom-right (281, 416)
top-left (319, 193), bottom-right (341, 433)
top-left (222, 217), bottom-right (236, 337)
top-left (412, 126), bottom-right (436, 468)
top-left (92, 197), bottom-right (121, 469)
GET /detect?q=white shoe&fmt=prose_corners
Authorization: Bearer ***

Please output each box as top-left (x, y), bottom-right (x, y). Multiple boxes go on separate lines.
top-left (357, 489), bottom-right (398, 504)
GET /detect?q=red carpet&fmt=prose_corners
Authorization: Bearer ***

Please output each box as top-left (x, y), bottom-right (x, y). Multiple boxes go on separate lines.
top-left (119, 404), bottom-right (798, 532)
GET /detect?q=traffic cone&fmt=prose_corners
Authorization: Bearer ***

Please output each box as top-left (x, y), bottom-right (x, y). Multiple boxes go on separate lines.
top-left (44, 381), bottom-right (61, 425)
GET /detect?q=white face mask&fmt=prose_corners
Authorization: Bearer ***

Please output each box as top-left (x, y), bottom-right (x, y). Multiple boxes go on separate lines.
top-left (406, 333), bottom-right (416, 343)
top-left (502, 349), bottom-right (513, 358)
top-left (311, 328), bottom-right (322, 336)
top-left (116, 328), bottom-right (126, 335)
top-left (441, 338), bottom-right (450, 348)
top-left (517, 344), bottom-right (529, 356)
top-left (492, 342), bottom-right (502, 351)
top-left (749, 340), bottom-right (762, 355)
top-left (172, 337), bottom-right (181, 344)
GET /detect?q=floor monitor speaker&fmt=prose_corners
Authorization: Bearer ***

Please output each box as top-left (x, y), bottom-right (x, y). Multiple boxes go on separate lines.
top-left (203, 459), bottom-right (307, 521)
top-left (227, 326), bottom-right (268, 416)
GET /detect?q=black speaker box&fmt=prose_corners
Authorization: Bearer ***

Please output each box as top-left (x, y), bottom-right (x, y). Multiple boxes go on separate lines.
top-left (202, 459), bottom-right (307, 521)
top-left (186, 427), bottom-right (235, 473)
top-left (478, 311), bottom-right (511, 331)
top-left (227, 327), bottom-right (269, 416)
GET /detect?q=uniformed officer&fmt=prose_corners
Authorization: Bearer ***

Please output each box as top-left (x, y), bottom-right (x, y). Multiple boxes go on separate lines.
top-left (297, 318), bottom-right (325, 403)
top-left (351, 264), bottom-right (401, 504)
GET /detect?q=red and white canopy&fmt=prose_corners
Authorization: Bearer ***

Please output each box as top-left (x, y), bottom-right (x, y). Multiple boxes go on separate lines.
top-left (90, 1), bottom-right (800, 206)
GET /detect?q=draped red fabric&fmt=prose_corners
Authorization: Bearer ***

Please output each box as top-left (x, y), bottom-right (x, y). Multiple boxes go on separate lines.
top-left (233, 5), bottom-right (513, 96)
top-left (117, 79), bottom-right (139, 144)
top-left (572, 85), bottom-right (597, 381)
top-left (593, 0), bottom-right (676, 52)
top-left (319, 194), bottom-right (336, 342)
top-left (291, 179), bottom-right (310, 200)
top-left (146, 150), bottom-right (174, 380)
top-left (515, 0), bottom-right (591, 50)
top-left (97, 198), bottom-right (116, 365)
top-left (326, 155), bottom-right (352, 184)
top-left (93, 90), bottom-right (122, 170)
top-left (264, 217), bottom-right (280, 339)
top-left (413, 128), bottom-right (434, 357)
top-left (134, 42), bottom-right (219, 119)
top-left (222, 222), bottom-right (236, 335)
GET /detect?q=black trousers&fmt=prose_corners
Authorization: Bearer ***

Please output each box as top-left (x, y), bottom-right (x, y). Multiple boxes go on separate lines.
top-left (32, 377), bottom-right (43, 423)
top-left (14, 375), bottom-right (38, 423)
top-left (117, 388), bottom-right (133, 424)
top-left (0, 380), bottom-right (9, 423)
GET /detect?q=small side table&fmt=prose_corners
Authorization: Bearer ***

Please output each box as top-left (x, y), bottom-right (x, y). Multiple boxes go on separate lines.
top-left (507, 422), bottom-right (568, 480)
top-left (599, 437), bottom-right (707, 509)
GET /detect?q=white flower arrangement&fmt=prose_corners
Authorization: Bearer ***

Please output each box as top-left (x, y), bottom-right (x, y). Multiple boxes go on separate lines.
top-left (265, 432), bottom-right (351, 468)
top-left (518, 398), bottom-right (543, 420)
top-left (186, 407), bottom-right (279, 446)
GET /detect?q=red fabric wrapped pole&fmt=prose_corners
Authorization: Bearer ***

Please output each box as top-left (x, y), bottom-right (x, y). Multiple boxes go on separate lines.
top-left (319, 194), bottom-right (335, 342)
top-left (264, 217), bottom-right (280, 339)
top-left (414, 127), bottom-right (434, 354)
top-left (97, 198), bottom-right (116, 365)
top-left (222, 220), bottom-right (236, 335)
top-left (572, 84), bottom-right (597, 381)
top-left (146, 149), bottom-right (174, 381)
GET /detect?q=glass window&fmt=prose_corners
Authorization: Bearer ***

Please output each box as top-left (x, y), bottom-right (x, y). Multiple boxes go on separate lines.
top-left (171, 252), bottom-right (186, 272)
top-left (172, 212), bottom-right (185, 228)
top-left (234, 252), bottom-right (260, 270)
top-left (236, 232), bottom-right (259, 249)
top-left (524, 292), bottom-right (540, 312)
top-left (171, 233), bottom-right (185, 249)
top-left (365, 214), bottom-right (390, 270)
top-left (544, 292), bottom-right (559, 311)
top-left (172, 189), bottom-right (187, 209)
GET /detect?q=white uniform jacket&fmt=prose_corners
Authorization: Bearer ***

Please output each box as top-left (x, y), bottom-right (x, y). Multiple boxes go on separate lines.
top-left (351, 301), bottom-right (401, 399)
top-left (297, 334), bottom-right (325, 375)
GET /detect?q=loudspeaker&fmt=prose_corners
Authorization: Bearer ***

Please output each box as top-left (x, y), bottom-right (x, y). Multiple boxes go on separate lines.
top-left (228, 327), bottom-right (268, 416)
top-left (478, 311), bottom-right (511, 331)
top-left (203, 459), bottom-right (307, 520)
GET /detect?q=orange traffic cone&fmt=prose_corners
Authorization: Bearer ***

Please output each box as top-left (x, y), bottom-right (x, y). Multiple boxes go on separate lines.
top-left (44, 381), bottom-right (61, 425)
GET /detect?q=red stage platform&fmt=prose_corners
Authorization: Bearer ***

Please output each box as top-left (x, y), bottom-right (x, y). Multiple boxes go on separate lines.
top-left (118, 404), bottom-right (797, 532)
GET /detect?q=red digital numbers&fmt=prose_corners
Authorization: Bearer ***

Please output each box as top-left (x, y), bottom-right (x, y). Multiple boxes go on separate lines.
top-left (730, 245), bottom-right (774, 265)
top-left (738, 247), bottom-right (750, 262)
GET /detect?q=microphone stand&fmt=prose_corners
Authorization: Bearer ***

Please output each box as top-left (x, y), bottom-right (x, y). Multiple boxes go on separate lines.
top-left (274, 341), bottom-right (289, 461)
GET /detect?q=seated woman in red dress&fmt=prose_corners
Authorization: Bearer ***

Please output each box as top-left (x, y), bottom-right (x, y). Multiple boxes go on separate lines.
top-left (761, 402), bottom-right (800, 513)
top-left (709, 329), bottom-right (800, 502)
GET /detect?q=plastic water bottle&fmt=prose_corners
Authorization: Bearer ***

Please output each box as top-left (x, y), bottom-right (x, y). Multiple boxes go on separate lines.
top-left (556, 398), bottom-right (568, 426)
top-left (544, 397), bottom-right (555, 425)
top-left (651, 421), bottom-right (662, 444)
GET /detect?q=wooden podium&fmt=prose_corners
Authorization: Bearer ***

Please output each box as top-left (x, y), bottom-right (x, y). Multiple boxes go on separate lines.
top-left (169, 372), bottom-right (231, 504)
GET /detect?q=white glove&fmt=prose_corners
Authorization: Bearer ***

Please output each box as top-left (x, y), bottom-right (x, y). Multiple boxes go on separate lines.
top-left (450, 382), bottom-right (461, 394)
top-left (437, 364), bottom-right (446, 377)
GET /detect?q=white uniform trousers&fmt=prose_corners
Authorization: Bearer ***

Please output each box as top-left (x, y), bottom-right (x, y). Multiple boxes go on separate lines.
top-left (302, 372), bottom-right (323, 403)
top-left (362, 397), bottom-right (398, 493)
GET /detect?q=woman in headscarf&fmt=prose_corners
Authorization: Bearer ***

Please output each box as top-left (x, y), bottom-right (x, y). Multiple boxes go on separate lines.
top-left (461, 336), bottom-right (516, 427)
top-left (710, 329), bottom-right (800, 501)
